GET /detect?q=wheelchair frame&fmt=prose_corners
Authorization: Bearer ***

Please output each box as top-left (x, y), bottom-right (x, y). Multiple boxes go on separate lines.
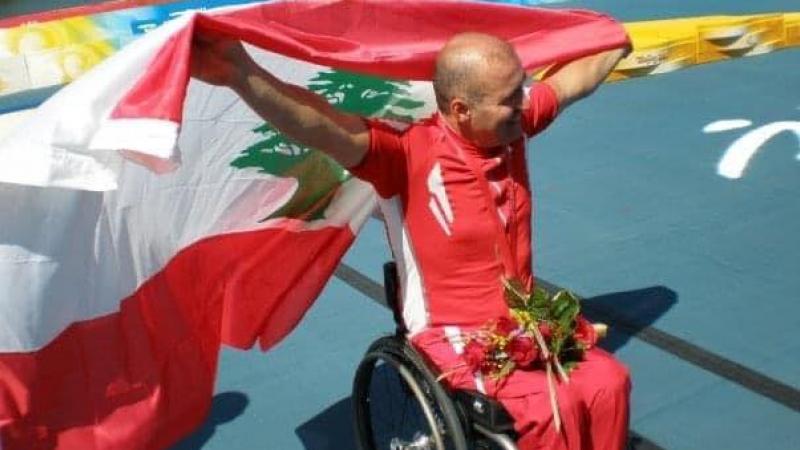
top-left (351, 262), bottom-right (519, 450)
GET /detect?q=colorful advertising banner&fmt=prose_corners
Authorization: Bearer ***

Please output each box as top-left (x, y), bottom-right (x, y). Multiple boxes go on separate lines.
top-left (0, 0), bottom-right (253, 96)
top-left (0, 0), bottom-right (798, 101)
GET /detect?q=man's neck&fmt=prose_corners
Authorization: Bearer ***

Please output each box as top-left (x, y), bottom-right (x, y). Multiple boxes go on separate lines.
top-left (439, 112), bottom-right (476, 146)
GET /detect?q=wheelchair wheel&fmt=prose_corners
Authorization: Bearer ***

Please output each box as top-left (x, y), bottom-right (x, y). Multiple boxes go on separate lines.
top-left (353, 336), bottom-right (469, 450)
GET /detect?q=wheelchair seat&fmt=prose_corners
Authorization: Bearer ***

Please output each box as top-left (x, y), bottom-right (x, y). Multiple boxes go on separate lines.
top-left (452, 390), bottom-right (515, 435)
top-left (352, 262), bottom-right (519, 450)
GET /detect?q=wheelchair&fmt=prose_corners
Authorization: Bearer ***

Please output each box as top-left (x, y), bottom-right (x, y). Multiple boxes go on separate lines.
top-left (352, 262), bottom-right (519, 450)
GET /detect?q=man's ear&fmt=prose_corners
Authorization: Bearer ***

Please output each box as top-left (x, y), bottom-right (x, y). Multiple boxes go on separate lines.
top-left (450, 98), bottom-right (471, 124)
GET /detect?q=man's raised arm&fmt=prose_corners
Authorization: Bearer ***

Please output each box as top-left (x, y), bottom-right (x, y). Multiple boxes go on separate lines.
top-left (542, 44), bottom-right (630, 110)
top-left (191, 37), bottom-right (369, 168)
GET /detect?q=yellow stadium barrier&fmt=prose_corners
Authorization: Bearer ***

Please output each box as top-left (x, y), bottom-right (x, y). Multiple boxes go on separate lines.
top-left (610, 12), bottom-right (800, 82)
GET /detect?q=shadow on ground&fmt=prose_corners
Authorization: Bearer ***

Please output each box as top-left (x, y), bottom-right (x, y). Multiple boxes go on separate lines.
top-left (295, 397), bottom-right (355, 450)
top-left (583, 286), bottom-right (678, 354)
top-left (172, 391), bottom-right (250, 450)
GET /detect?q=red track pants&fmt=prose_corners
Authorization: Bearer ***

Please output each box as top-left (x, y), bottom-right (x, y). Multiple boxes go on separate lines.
top-left (412, 327), bottom-right (631, 450)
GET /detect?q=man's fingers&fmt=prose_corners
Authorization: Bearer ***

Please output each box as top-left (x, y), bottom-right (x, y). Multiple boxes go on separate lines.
top-left (192, 32), bottom-right (244, 60)
top-left (193, 25), bottom-right (231, 43)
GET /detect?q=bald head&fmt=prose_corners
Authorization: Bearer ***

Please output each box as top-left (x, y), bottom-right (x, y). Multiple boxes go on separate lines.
top-left (433, 33), bottom-right (521, 112)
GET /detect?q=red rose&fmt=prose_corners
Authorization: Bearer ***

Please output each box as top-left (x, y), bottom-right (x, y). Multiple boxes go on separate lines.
top-left (464, 340), bottom-right (486, 371)
top-left (574, 316), bottom-right (598, 349)
top-left (496, 317), bottom-right (518, 336)
top-left (538, 322), bottom-right (552, 341)
top-left (507, 336), bottom-right (538, 367)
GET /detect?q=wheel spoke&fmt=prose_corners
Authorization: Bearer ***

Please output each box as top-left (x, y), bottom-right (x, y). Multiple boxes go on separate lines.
top-left (354, 339), bottom-right (467, 450)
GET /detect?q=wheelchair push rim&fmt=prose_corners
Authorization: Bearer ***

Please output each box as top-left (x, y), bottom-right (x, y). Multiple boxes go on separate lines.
top-left (352, 336), bottom-right (469, 450)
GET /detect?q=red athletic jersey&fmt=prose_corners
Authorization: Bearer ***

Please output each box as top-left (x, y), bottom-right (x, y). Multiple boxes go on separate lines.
top-left (351, 83), bottom-right (559, 335)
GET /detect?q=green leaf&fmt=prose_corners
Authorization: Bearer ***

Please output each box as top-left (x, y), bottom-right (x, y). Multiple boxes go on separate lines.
top-left (530, 306), bottom-right (549, 321)
top-left (531, 286), bottom-right (550, 308)
top-left (503, 277), bottom-right (530, 308)
top-left (550, 338), bottom-right (563, 356)
top-left (552, 291), bottom-right (580, 327)
top-left (562, 360), bottom-right (579, 374)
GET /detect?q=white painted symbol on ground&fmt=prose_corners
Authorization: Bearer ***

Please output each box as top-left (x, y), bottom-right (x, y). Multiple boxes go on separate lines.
top-left (703, 119), bottom-right (752, 133)
top-left (704, 118), bottom-right (800, 179)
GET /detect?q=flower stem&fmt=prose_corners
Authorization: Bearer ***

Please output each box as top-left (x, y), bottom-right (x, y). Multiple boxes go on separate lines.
top-left (545, 361), bottom-right (562, 433)
top-left (553, 355), bottom-right (571, 384)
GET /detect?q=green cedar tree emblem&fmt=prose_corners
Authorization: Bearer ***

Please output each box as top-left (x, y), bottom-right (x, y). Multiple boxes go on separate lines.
top-left (230, 70), bottom-right (425, 221)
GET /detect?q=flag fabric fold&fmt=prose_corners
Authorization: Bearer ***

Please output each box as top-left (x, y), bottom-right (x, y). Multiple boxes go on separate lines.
top-left (0, 1), bottom-right (629, 448)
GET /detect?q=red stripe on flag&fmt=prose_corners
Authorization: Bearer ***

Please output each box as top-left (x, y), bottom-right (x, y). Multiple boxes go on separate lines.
top-left (0, 225), bottom-right (353, 449)
top-left (110, 0), bottom-right (629, 122)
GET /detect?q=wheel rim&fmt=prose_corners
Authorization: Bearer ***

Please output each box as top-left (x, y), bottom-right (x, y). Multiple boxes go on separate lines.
top-left (356, 353), bottom-right (448, 450)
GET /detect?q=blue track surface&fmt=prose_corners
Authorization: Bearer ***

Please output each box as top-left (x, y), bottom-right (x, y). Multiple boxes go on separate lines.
top-left (169, 2), bottom-right (800, 449)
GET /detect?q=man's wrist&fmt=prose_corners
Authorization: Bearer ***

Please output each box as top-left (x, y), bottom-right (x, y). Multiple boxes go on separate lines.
top-left (230, 59), bottom-right (266, 95)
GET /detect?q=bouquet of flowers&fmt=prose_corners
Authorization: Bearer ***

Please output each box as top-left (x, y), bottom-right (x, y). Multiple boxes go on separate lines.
top-left (451, 278), bottom-right (607, 432)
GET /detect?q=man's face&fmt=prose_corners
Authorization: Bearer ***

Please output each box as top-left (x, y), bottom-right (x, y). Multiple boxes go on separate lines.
top-left (465, 60), bottom-right (527, 148)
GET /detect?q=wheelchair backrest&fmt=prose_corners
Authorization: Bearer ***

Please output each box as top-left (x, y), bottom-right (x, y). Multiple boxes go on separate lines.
top-left (383, 261), bottom-right (407, 336)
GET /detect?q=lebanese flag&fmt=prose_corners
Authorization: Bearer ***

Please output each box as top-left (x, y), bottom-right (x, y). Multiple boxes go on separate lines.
top-left (0, 1), bottom-right (629, 448)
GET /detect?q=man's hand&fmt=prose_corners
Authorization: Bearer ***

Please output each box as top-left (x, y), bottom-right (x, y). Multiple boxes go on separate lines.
top-left (189, 34), bottom-right (369, 168)
top-left (191, 36), bottom-right (252, 88)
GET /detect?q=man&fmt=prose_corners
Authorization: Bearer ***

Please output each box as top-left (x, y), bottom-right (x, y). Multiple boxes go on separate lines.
top-left (192, 28), bottom-right (630, 450)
